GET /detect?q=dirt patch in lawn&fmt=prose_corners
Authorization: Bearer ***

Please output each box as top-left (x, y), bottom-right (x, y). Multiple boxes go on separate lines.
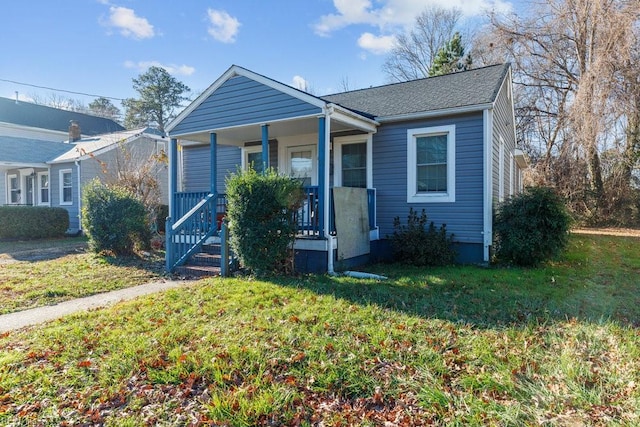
top-left (0, 243), bottom-right (88, 265)
top-left (572, 227), bottom-right (640, 237)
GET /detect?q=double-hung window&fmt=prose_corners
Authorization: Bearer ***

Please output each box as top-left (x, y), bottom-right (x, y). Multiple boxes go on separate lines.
top-left (38, 172), bottom-right (50, 205)
top-left (60, 169), bottom-right (72, 205)
top-left (334, 135), bottom-right (372, 189)
top-left (8, 174), bottom-right (19, 204)
top-left (407, 125), bottom-right (455, 203)
top-left (340, 143), bottom-right (367, 188)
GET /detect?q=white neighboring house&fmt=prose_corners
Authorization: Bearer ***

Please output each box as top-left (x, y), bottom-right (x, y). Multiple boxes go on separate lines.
top-left (0, 128), bottom-right (169, 233)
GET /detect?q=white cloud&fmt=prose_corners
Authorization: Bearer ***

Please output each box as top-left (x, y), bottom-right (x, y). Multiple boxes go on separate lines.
top-left (124, 60), bottom-right (195, 76)
top-left (291, 76), bottom-right (309, 91)
top-left (207, 9), bottom-right (241, 43)
top-left (107, 6), bottom-right (155, 39)
top-left (357, 32), bottom-right (396, 54)
top-left (314, 0), bottom-right (513, 36)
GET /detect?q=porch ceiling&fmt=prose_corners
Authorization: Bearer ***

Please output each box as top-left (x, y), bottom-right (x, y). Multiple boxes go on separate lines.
top-left (176, 115), bottom-right (368, 147)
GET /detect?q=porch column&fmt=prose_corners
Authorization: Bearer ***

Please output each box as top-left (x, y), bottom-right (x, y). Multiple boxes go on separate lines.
top-left (261, 124), bottom-right (269, 172)
top-left (169, 138), bottom-right (178, 219)
top-left (317, 116), bottom-right (327, 235)
top-left (210, 132), bottom-right (217, 194)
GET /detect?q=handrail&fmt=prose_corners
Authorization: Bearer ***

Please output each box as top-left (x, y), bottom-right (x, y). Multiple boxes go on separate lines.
top-left (166, 193), bottom-right (217, 272)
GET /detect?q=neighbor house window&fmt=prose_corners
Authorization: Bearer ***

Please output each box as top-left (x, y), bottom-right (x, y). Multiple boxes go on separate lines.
top-left (60, 169), bottom-right (72, 205)
top-left (407, 125), bottom-right (456, 203)
top-left (8, 174), bottom-right (19, 204)
top-left (38, 172), bottom-right (49, 205)
top-left (156, 141), bottom-right (166, 156)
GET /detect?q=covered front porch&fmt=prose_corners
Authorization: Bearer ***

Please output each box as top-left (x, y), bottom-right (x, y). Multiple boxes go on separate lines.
top-left (164, 65), bottom-right (379, 273)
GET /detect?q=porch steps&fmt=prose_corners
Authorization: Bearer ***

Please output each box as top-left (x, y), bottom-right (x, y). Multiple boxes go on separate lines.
top-left (173, 243), bottom-right (223, 278)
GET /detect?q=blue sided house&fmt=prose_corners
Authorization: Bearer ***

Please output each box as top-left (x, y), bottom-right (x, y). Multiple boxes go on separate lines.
top-left (164, 63), bottom-right (527, 274)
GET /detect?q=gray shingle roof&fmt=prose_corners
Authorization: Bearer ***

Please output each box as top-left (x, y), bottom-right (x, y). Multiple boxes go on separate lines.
top-left (0, 136), bottom-right (71, 164)
top-left (321, 63), bottom-right (510, 119)
top-left (50, 127), bottom-right (162, 163)
top-left (0, 97), bottom-right (125, 136)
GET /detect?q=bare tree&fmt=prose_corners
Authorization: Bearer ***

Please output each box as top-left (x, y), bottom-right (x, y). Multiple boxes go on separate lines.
top-left (80, 137), bottom-right (167, 229)
top-left (30, 93), bottom-right (87, 112)
top-left (383, 5), bottom-right (462, 82)
top-left (487, 0), bottom-right (640, 223)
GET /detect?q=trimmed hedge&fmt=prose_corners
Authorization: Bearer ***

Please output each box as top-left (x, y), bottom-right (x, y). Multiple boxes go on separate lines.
top-left (0, 206), bottom-right (69, 239)
top-left (81, 179), bottom-right (151, 255)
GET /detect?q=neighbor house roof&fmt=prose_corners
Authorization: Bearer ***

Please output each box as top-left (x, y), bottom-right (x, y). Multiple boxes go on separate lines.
top-left (321, 63), bottom-right (510, 120)
top-left (0, 97), bottom-right (125, 135)
top-left (49, 127), bottom-right (164, 164)
top-left (0, 136), bottom-right (71, 166)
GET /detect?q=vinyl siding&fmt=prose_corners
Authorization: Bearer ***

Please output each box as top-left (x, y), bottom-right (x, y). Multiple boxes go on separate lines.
top-left (182, 144), bottom-right (241, 193)
top-left (0, 172), bottom-right (5, 204)
top-left (79, 137), bottom-right (169, 205)
top-left (374, 112), bottom-right (485, 244)
top-left (50, 163), bottom-right (79, 231)
top-left (492, 77), bottom-right (517, 206)
top-left (3, 167), bottom-right (50, 206)
top-left (171, 76), bottom-right (322, 136)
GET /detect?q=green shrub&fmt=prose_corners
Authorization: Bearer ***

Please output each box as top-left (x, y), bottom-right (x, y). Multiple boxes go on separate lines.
top-left (494, 186), bottom-right (572, 266)
top-left (0, 206), bottom-right (69, 239)
top-left (226, 168), bottom-right (303, 276)
top-left (391, 208), bottom-right (456, 266)
top-left (81, 179), bottom-right (151, 255)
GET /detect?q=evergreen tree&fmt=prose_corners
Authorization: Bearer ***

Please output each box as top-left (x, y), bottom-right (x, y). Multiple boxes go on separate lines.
top-left (88, 97), bottom-right (121, 122)
top-left (428, 32), bottom-right (472, 76)
top-left (123, 66), bottom-right (190, 132)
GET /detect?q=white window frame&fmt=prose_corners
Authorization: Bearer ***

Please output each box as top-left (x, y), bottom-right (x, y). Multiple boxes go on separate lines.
top-left (241, 145), bottom-right (266, 172)
top-left (285, 144), bottom-right (317, 186)
top-left (7, 174), bottom-right (19, 204)
top-left (37, 171), bottom-right (50, 205)
top-left (59, 169), bottom-right (73, 205)
top-left (156, 141), bottom-right (166, 155)
top-left (509, 152), bottom-right (515, 196)
top-left (333, 134), bottom-right (373, 188)
top-left (407, 125), bottom-right (456, 203)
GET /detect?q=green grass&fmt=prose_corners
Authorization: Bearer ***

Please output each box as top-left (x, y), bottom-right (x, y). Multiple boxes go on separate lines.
top-left (1, 234), bottom-right (639, 425)
top-left (0, 238), bottom-right (165, 314)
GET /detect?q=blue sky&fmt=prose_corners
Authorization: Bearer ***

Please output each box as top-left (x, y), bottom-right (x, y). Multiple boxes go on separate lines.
top-left (1, 0), bottom-right (519, 108)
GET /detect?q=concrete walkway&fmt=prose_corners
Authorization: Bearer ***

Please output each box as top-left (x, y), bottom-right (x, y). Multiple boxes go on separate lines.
top-left (0, 280), bottom-right (191, 333)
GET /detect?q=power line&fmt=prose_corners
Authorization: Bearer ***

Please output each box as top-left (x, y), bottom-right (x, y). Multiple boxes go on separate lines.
top-left (0, 78), bottom-right (125, 101)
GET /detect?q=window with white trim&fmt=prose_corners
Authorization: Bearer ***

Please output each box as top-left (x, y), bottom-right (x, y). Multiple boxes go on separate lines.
top-left (334, 135), bottom-right (372, 189)
top-left (60, 169), bottom-right (72, 205)
top-left (509, 153), bottom-right (515, 196)
top-left (38, 172), bottom-right (50, 205)
top-left (407, 125), bottom-right (456, 203)
top-left (243, 146), bottom-right (265, 174)
top-left (8, 174), bottom-right (19, 204)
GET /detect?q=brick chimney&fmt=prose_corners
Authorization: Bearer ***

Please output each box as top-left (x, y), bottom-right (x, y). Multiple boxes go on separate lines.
top-left (69, 120), bottom-right (81, 142)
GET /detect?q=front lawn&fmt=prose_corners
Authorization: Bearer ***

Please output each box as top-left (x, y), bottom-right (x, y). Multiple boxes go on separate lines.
top-left (1, 234), bottom-right (639, 425)
top-left (0, 238), bottom-right (165, 314)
